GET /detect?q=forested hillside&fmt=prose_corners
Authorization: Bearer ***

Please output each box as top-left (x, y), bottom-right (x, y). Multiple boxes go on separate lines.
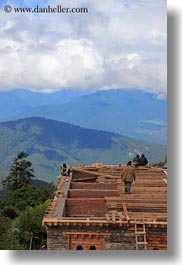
top-left (0, 117), bottom-right (166, 182)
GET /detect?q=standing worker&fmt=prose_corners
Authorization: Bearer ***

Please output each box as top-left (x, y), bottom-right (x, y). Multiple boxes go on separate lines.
top-left (121, 161), bottom-right (136, 194)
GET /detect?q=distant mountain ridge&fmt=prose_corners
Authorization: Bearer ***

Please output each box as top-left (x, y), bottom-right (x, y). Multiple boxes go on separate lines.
top-left (0, 117), bottom-right (166, 182)
top-left (8, 89), bottom-right (167, 144)
top-left (0, 88), bottom-right (97, 121)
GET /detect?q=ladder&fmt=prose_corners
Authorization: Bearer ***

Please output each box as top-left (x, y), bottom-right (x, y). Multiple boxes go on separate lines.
top-left (134, 220), bottom-right (148, 250)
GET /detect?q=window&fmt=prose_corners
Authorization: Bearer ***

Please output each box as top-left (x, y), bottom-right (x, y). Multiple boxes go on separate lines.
top-left (89, 246), bottom-right (96, 250)
top-left (76, 245), bottom-right (84, 250)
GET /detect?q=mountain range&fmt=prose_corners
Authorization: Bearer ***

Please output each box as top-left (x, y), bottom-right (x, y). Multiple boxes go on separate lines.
top-left (0, 88), bottom-right (96, 121)
top-left (0, 88), bottom-right (167, 144)
top-left (0, 117), bottom-right (166, 183)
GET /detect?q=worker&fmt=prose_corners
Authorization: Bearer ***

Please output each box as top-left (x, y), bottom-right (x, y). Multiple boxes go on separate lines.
top-left (121, 161), bottom-right (136, 194)
top-left (132, 154), bottom-right (140, 167)
top-left (60, 163), bottom-right (70, 176)
top-left (139, 154), bottom-right (148, 166)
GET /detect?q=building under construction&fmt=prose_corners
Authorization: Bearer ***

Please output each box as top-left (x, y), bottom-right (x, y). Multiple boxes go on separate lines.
top-left (42, 164), bottom-right (167, 250)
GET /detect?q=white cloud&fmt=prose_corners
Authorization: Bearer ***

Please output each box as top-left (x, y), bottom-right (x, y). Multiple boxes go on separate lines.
top-left (108, 53), bottom-right (143, 70)
top-left (149, 29), bottom-right (167, 40)
top-left (1, 20), bottom-right (16, 31)
top-left (0, 37), bottom-right (104, 91)
top-left (148, 29), bottom-right (167, 47)
top-left (0, 0), bottom-right (167, 95)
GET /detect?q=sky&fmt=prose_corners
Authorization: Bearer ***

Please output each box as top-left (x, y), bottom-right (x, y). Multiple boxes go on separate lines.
top-left (0, 0), bottom-right (167, 96)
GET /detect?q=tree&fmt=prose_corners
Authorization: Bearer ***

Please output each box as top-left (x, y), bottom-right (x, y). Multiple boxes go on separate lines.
top-left (0, 184), bottom-right (54, 213)
top-left (13, 204), bottom-right (48, 249)
top-left (0, 214), bottom-right (22, 250)
top-left (1, 152), bottom-right (35, 191)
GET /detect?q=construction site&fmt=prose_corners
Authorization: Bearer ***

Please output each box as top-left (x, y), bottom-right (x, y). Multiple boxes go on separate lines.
top-left (42, 164), bottom-right (167, 250)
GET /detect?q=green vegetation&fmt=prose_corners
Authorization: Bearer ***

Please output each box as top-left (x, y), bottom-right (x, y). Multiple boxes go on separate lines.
top-left (2, 151), bottom-right (34, 191)
top-left (0, 153), bottom-right (55, 250)
top-left (150, 156), bottom-right (167, 167)
top-left (151, 161), bottom-right (166, 167)
top-left (0, 117), bottom-right (167, 182)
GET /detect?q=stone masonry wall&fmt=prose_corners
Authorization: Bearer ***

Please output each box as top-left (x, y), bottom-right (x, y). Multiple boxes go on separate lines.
top-left (46, 225), bottom-right (167, 250)
top-left (146, 227), bottom-right (167, 250)
top-left (46, 226), bottom-right (135, 250)
top-left (47, 228), bottom-right (68, 250)
top-left (105, 227), bottom-right (136, 250)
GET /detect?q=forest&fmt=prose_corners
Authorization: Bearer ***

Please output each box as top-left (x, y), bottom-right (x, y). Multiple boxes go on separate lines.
top-left (0, 152), bottom-right (55, 250)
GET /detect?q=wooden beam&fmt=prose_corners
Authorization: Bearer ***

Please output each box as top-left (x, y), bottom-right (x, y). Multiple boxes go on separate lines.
top-left (111, 211), bottom-right (116, 223)
top-left (122, 202), bottom-right (130, 222)
top-left (105, 214), bottom-right (110, 222)
top-left (73, 176), bottom-right (98, 182)
top-left (72, 168), bottom-right (120, 179)
top-left (118, 212), bottom-right (125, 220)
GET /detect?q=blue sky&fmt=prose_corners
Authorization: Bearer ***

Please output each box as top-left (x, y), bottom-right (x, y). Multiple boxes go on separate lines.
top-left (0, 0), bottom-right (167, 96)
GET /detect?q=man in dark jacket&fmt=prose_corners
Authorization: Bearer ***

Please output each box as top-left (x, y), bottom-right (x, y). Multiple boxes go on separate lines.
top-left (139, 154), bottom-right (148, 166)
top-left (121, 161), bottom-right (136, 194)
top-left (132, 154), bottom-right (140, 167)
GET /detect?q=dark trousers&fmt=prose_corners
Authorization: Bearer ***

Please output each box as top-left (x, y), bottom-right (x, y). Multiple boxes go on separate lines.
top-left (124, 181), bottom-right (131, 194)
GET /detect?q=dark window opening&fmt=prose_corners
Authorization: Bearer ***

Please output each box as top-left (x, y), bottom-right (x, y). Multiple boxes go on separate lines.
top-left (89, 245), bottom-right (96, 250)
top-left (76, 245), bottom-right (84, 250)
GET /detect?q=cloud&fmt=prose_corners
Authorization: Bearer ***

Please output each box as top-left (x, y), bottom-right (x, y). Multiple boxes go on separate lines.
top-left (0, 0), bottom-right (167, 95)
top-left (149, 29), bottom-right (167, 40)
top-left (0, 37), bottom-right (104, 91)
top-left (108, 53), bottom-right (143, 70)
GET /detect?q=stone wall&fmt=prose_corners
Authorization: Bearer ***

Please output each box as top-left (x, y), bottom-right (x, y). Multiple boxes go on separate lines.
top-left (46, 225), bottom-right (167, 250)
top-left (146, 227), bottom-right (167, 250)
top-left (105, 227), bottom-right (136, 250)
top-left (47, 228), bottom-right (68, 250)
top-left (46, 225), bottom-right (135, 250)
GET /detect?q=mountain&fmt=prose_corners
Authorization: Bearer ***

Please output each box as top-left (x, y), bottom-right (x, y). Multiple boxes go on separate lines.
top-left (0, 117), bottom-right (166, 183)
top-left (0, 88), bottom-right (97, 121)
top-left (10, 89), bottom-right (167, 144)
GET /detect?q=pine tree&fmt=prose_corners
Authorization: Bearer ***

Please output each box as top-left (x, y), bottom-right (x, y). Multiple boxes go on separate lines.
top-left (1, 152), bottom-right (34, 191)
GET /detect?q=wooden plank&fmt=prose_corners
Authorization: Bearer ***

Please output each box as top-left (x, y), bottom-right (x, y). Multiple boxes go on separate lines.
top-left (117, 212), bottom-right (125, 220)
top-left (105, 214), bottom-right (110, 221)
top-left (73, 176), bottom-right (97, 182)
top-left (125, 203), bottom-right (167, 210)
top-left (111, 211), bottom-right (116, 223)
top-left (42, 217), bottom-right (167, 227)
top-left (105, 196), bottom-right (167, 200)
top-left (68, 214), bottom-right (94, 217)
top-left (118, 186), bottom-right (167, 192)
top-left (122, 202), bottom-right (130, 222)
top-left (72, 168), bottom-right (119, 179)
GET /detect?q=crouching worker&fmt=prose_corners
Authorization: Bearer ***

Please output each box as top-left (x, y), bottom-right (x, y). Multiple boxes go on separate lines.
top-left (121, 161), bottom-right (136, 194)
top-left (60, 163), bottom-right (70, 176)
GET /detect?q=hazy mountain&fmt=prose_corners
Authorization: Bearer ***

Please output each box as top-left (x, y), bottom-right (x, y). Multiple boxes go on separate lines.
top-left (0, 88), bottom-right (97, 121)
top-left (0, 117), bottom-right (166, 183)
top-left (10, 89), bottom-right (167, 144)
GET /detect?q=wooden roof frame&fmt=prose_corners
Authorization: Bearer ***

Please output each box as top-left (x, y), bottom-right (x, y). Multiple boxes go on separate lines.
top-left (42, 165), bottom-right (167, 228)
